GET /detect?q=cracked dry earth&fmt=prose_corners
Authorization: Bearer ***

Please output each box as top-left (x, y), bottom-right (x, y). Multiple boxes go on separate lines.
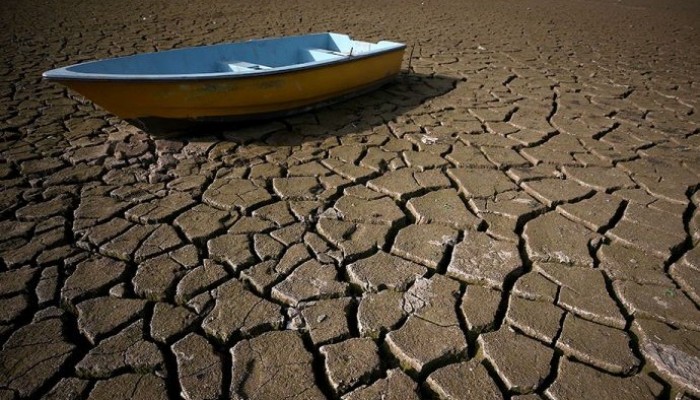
top-left (1, 0), bottom-right (700, 399)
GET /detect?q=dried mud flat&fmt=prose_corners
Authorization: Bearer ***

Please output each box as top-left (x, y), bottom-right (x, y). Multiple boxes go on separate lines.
top-left (1, 0), bottom-right (700, 399)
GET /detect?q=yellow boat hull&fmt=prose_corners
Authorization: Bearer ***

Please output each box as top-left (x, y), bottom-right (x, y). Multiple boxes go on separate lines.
top-left (55, 49), bottom-right (404, 132)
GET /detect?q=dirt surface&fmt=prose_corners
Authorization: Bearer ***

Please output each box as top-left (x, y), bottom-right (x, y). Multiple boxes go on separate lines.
top-left (2, 0), bottom-right (700, 398)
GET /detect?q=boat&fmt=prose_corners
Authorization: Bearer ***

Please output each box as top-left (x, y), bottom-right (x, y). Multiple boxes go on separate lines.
top-left (43, 32), bottom-right (406, 133)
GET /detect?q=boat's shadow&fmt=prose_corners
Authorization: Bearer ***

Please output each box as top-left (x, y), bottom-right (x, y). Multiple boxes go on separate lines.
top-left (155, 72), bottom-right (461, 143)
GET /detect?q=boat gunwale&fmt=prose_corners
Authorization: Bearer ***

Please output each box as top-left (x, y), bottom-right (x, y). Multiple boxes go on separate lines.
top-left (42, 39), bottom-right (406, 83)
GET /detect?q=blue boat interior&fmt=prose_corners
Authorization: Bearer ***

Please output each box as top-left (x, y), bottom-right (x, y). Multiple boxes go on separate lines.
top-left (47, 33), bottom-right (403, 79)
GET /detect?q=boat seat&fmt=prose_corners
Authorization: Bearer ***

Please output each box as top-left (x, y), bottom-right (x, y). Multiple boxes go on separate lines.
top-left (220, 61), bottom-right (272, 73)
top-left (304, 48), bottom-right (348, 62)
